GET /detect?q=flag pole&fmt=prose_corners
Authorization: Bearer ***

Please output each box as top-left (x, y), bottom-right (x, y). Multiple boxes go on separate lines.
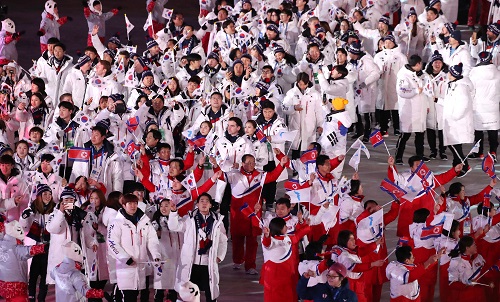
top-left (384, 247), bottom-right (397, 261)
top-left (383, 141), bottom-right (391, 156)
top-left (381, 200), bottom-right (395, 208)
top-left (461, 139), bottom-right (481, 164)
top-left (475, 269), bottom-right (491, 282)
top-left (125, 14), bottom-right (130, 41)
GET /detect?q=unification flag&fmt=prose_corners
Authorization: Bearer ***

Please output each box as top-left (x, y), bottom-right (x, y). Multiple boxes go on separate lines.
top-left (349, 148), bottom-right (361, 171)
top-left (369, 129), bottom-right (384, 148)
top-left (274, 130), bottom-right (299, 143)
top-left (286, 187), bottom-right (311, 203)
top-left (67, 147), bottom-right (91, 162)
top-left (356, 209), bottom-right (384, 243)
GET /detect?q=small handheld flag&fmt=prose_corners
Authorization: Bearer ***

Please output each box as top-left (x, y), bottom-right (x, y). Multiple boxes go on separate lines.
top-left (300, 148), bottom-right (317, 165)
top-left (162, 8), bottom-right (174, 20)
top-left (187, 135), bottom-right (207, 150)
top-left (286, 187), bottom-right (311, 203)
top-left (482, 153), bottom-right (496, 179)
top-left (124, 14), bottom-right (134, 39)
top-left (126, 140), bottom-right (140, 158)
top-left (67, 147), bottom-right (91, 162)
top-left (369, 129), bottom-right (384, 147)
top-left (380, 178), bottom-right (407, 200)
top-left (255, 127), bottom-right (267, 143)
top-left (126, 116), bottom-right (140, 133)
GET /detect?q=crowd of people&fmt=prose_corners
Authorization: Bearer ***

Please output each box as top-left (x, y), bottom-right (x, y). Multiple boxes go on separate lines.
top-left (0, 0), bottom-right (499, 301)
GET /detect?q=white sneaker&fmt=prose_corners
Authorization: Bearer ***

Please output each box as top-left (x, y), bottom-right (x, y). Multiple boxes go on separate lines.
top-left (233, 263), bottom-right (242, 270)
top-left (246, 268), bottom-right (259, 275)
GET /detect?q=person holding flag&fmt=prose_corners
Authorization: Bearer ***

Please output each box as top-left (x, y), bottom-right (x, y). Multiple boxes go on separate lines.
top-left (260, 216), bottom-right (311, 302)
top-left (338, 172), bottom-right (365, 235)
top-left (473, 200), bottom-right (496, 231)
top-left (318, 97), bottom-right (352, 178)
top-left (213, 153), bottom-right (289, 275)
top-left (282, 72), bottom-right (324, 160)
top-left (387, 155), bottom-right (463, 237)
top-left (244, 120), bottom-right (269, 171)
top-left (355, 199), bottom-right (401, 302)
top-left (255, 100), bottom-right (288, 210)
top-left (445, 179), bottom-right (496, 236)
top-left (409, 209), bottom-right (453, 302)
top-left (332, 230), bottom-right (386, 302)
top-left (70, 121), bottom-right (124, 193)
top-left (434, 220), bottom-right (461, 302)
top-left (386, 245), bottom-right (444, 302)
top-left (146, 0), bottom-right (169, 35)
top-left (448, 236), bottom-right (493, 302)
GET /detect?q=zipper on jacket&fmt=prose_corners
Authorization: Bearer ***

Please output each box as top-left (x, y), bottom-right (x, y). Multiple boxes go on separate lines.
top-left (130, 230), bottom-right (133, 246)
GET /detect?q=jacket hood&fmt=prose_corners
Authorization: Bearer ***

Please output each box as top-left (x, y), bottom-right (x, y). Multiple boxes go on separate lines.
top-left (471, 64), bottom-right (498, 81)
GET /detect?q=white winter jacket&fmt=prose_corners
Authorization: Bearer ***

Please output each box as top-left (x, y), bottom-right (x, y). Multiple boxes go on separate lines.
top-left (469, 63), bottom-right (500, 131)
top-left (283, 84), bottom-right (325, 150)
top-left (396, 65), bottom-right (429, 133)
top-left (107, 209), bottom-right (161, 290)
top-left (439, 78), bottom-right (475, 146)
top-left (168, 209), bottom-right (228, 300)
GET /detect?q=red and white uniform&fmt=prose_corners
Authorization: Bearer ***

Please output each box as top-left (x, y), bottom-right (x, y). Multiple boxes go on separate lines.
top-left (448, 254), bottom-right (487, 302)
top-left (386, 261), bottom-right (434, 301)
top-left (434, 235), bottom-right (459, 302)
top-left (260, 223), bottom-right (310, 302)
top-left (388, 165), bottom-right (458, 236)
top-left (215, 164), bottom-right (285, 271)
top-left (409, 222), bottom-right (438, 302)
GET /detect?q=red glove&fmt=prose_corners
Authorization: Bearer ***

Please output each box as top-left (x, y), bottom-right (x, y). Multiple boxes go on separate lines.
top-left (83, 7), bottom-right (91, 18)
top-left (57, 16), bottom-right (68, 25)
top-left (86, 289), bottom-right (104, 299)
top-left (111, 8), bottom-right (119, 15)
top-left (29, 244), bottom-right (47, 256)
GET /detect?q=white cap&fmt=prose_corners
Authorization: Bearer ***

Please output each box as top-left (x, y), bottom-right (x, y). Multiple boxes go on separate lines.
top-left (63, 241), bottom-right (83, 263)
top-left (5, 220), bottom-right (25, 241)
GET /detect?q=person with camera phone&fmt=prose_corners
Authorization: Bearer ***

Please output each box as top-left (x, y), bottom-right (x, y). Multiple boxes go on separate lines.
top-left (45, 186), bottom-right (97, 285)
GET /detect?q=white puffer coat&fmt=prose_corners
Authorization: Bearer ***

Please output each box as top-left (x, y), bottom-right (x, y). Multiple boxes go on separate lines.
top-left (168, 209), bottom-right (227, 301)
top-left (439, 77), bottom-right (475, 146)
top-left (107, 209), bottom-right (161, 290)
top-left (374, 47), bottom-right (408, 111)
top-left (396, 65), bottom-right (429, 133)
top-left (282, 83), bottom-right (325, 150)
top-left (348, 53), bottom-right (381, 114)
top-left (469, 63), bottom-right (500, 131)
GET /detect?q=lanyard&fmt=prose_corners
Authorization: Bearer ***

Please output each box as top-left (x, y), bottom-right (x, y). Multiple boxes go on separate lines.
top-left (91, 147), bottom-right (105, 168)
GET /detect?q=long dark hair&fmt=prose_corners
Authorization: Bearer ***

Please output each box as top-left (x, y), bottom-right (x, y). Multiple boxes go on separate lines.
top-left (449, 236), bottom-right (474, 258)
top-left (337, 230), bottom-right (353, 248)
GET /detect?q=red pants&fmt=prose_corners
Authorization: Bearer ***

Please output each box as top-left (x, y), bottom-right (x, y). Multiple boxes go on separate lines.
top-left (439, 263), bottom-right (450, 302)
top-left (232, 235), bottom-right (258, 270)
top-left (87, 34), bottom-right (105, 47)
top-left (468, 0), bottom-right (490, 26)
top-left (349, 278), bottom-right (367, 302)
top-left (40, 44), bottom-right (47, 54)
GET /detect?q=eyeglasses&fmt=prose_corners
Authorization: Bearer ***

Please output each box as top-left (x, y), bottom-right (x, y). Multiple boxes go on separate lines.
top-left (326, 274), bottom-right (341, 279)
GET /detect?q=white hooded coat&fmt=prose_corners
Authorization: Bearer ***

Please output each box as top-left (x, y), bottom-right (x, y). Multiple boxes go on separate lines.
top-left (469, 63), bottom-right (500, 131)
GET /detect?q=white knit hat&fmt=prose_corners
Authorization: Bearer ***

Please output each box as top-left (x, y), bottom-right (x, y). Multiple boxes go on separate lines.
top-left (5, 220), bottom-right (25, 241)
top-left (63, 241), bottom-right (84, 263)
